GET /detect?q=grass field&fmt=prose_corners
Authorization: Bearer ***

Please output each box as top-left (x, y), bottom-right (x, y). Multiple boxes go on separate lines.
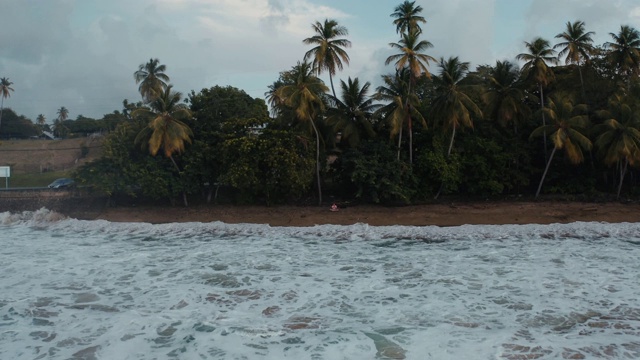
top-left (0, 138), bottom-right (103, 188)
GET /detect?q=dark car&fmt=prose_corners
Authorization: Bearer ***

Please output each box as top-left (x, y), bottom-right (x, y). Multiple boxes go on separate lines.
top-left (48, 178), bottom-right (75, 189)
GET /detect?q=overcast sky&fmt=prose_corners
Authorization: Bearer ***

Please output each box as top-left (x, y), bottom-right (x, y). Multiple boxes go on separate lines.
top-left (1, 0), bottom-right (639, 122)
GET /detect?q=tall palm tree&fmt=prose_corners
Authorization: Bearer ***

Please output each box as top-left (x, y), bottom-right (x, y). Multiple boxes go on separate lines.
top-left (57, 106), bottom-right (69, 122)
top-left (483, 61), bottom-right (530, 133)
top-left (554, 20), bottom-right (595, 99)
top-left (530, 95), bottom-right (592, 197)
top-left (391, 0), bottom-right (426, 35)
top-left (325, 77), bottom-right (378, 149)
top-left (36, 114), bottom-right (46, 126)
top-left (303, 19), bottom-right (351, 99)
top-left (275, 61), bottom-right (329, 205)
top-left (386, 30), bottom-right (436, 164)
top-left (0, 77), bottom-right (14, 134)
top-left (134, 58), bottom-right (170, 103)
top-left (133, 85), bottom-right (193, 206)
top-left (594, 96), bottom-right (640, 198)
top-left (604, 25), bottom-right (640, 84)
top-left (53, 107), bottom-right (69, 138)
top-left (517, 37), bottom-right (558, 154)
top-left (54, 106), bottom-right (70, 138)
top-left (375, 69), bottom-right (424, 161)
top-left (431, 57), bottom-right (483, 157)
top-left (430, 57), bottom-right (483, 199)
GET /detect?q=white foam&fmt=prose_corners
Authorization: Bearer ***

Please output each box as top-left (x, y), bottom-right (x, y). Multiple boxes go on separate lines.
top-left (1, 211), bottom-right (640, 359)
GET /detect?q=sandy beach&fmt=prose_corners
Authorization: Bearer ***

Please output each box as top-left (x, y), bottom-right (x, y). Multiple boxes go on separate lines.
top-left (87, 201), bottom-right (640, 227)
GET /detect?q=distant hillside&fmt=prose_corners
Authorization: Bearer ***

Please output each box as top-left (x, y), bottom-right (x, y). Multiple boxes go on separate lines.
top-left (0, 137), bottom-right (104, 175)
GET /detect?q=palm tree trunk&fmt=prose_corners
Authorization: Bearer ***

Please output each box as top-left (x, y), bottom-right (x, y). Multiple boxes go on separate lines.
top-left (434, 126), bottom-right (457, 200)
top-left (539, 84), bottom-right (548, 159)
top-left (407, 75), bottom-right (414, 165)
top-left (447, 126), bottom-right (456, 157)
top-left (0, 97), bottom-right (4, 135)
top-left (408, 109), bottom-right (413, 165)
top-left (396, 126), bottom-right (403, 161)
top-left (329, 73), bottom-right (337, 99)
top-left (617, 158), bottom-right (629, 199)
top-left (309, 116), bottom-right (323, 206)
top-left (535, 146), bottom-right (557, 198)
top-left (578, 65), bottom-right (586, 101)
top-left (169, 155), bottom-right (189, 207)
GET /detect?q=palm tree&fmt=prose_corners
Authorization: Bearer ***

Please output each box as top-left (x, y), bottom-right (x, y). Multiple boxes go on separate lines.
top-left (374, 69), bottom-right (425, 161)
top-left (517, 37), bottom-right (558, 154)
top-left (274, 61), bottom-right (329, 205)
top-left (133, 85), bottom-right (193, 206)
top-left (483, 61), bottom-right (530, 133)
top-left (594, 96), bottom-right (640, 198)
top-left (134, 58), bottom-right (170, 103)
top-left (133, 85), bottom-right (192, 166)
top-left (303, 19), bottom-right (351, 99)
top-left (530, 95), bottom-right (592, 197)
top-left (386, 30), bottom-right (436, 164)
top-left (554, 20), bottom-right (595, 99)
top-left (52, 106), bottom-right (70, 138)
top-left (36, 114), bottom-right (46, 126)
top-left (391, 0), bottom-right (426, 35)
top-left (57, 106), bottom-right (69, 122)
top-left (386, 31), bottom-right (436, 81)
top-left (604, 25), bottom-right (640, 84)
top-left (0, 77), bottom-right (14, 134)
top-left (325, 77), bottom-right (378, 148)
top-left (431, 57), bottom-right (483, 157)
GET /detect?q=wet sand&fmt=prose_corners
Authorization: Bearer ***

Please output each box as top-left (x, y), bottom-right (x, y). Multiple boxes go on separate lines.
top-left (88, 201), bottom-right (640, 227)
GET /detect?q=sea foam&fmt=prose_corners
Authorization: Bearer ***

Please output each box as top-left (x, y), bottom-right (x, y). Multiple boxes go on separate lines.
top-left (0, 210), bottom-right (639, 359)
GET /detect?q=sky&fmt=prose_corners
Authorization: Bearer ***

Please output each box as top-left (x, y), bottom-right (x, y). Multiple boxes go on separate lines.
top-left (1, 0), bottom-right (640, 123)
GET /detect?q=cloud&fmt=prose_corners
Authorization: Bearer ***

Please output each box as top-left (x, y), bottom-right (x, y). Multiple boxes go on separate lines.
top-left (2, 0), bottom-right (639, 122)
top-left (423, 0), bottom-right (497, 66)
top-left (0, 1), bottom-right (74, 65)
top-left (523, 0), bottom-right (638, 45)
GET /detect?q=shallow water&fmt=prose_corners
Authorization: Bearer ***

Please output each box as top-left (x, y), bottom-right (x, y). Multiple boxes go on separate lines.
top-left (1, 209), bottom-right (639, 359)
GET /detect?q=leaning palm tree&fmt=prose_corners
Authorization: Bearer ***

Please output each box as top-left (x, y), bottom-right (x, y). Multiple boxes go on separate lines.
top-left (483, 60), bottom-right (530, 133)
top-left (517, 37), bottom-right (558, 154)
top-left (133, 85), bottom-right (193, 206)
top-left (386, 30), bottom-right (436, 164)
top-left (325, 77), bottom-right (379, 148)
top-left (554, 20), bottom-right (595, 99)
top-left (0, 77), bottom-right (14, 134)
top-left (431, 57), bottom-right (483, 157)
top-left (530, 95), bottom-right (592, 197)
top-left (594, 95), bottom-right (640, 198)
top-left (275, 61), bottom-right (329, 205)
top-left (604, 25), bottom-right (640, 86)
top-left (134, 58), bottom-right (170, 103)
top-left (303, 19), bottom-right (351, 99)
top-left (374, 69), bottom-right (425, 161)
top-left (391, 0), bottom-right (426, 35)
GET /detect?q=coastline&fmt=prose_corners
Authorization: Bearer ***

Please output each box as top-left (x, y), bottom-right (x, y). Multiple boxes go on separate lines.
top-left (80, 201), bottom-right (640, 227)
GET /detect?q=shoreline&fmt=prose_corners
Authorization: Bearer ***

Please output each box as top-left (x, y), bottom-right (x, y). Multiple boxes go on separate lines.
top-left (79, 201), bottom-right (640, 227)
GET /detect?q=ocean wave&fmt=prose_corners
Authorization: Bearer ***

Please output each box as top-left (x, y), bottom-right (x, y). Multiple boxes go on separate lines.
top-left (0, 207), bottom-right (68, 226)
top-left (1, 208), bottom-right (638, 243)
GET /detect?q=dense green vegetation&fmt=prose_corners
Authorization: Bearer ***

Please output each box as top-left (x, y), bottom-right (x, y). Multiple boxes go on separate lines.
top-left (6, 1), bottom-right (640, 205)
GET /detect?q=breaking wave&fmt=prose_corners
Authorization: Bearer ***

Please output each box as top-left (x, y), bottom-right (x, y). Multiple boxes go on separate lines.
top-left (1, 208), bottom-right (639, 359)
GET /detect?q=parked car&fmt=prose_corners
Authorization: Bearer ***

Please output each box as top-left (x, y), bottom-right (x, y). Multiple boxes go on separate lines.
top-left (48, 178), bottom-right (75, 189)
